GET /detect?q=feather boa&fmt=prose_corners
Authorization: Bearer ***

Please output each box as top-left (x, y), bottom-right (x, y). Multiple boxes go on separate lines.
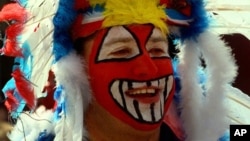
top-left (178, 38), bottom-right (204, 141)
top-left (178, 31), bottom-right (237, 141)
top-left (179, 0), bottom-right (209, 40)
top-left (53, 51), bottom-right (91, 141)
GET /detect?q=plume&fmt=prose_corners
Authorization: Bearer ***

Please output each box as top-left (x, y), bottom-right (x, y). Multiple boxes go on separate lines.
top-left (12, 68), bottom-right (35, 109)
top-left (4, 90), bottom-right (19, 112)
top-left (19, 0), bottom-right (57, 98)
top-left (0, 3), bottom-right (26, 56)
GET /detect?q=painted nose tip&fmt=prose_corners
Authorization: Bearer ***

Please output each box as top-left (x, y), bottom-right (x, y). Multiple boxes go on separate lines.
top-left (132, 56), bottom-right (158, 77)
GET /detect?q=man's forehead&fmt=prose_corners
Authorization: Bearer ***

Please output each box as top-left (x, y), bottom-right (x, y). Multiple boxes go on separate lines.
top-left (104, 25), bottom-right (167, 40)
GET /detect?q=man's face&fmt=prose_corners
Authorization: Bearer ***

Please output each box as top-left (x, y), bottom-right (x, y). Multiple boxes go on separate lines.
top-left (84, 24), bottom-right (175, 130)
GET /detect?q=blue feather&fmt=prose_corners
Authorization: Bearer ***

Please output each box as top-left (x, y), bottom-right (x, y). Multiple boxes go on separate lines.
top-left (2, 77), bottom-right (27, 119)
top-left (172, 58), bottom-right (182, 110)
top-left (179, 0), bottom-right (210, 40)
top-left (1, 41), bottom-right (33, 118)
top-left (166, 9), bottom-right (191, 21)
top-left (52, 0), bottom-right (77, 61)
top-left (37, 130), bottom-right (55, 141)
top-left (53, 85), bottom-right (66, 121)
top-left (85, 3), bottom-right (105, 13)
top-left (218, 130), bottom-right (230, 141)
top-left (172, 58), bottom-right (181, 94)
top-left (17, 0), bottom-right (28, 7)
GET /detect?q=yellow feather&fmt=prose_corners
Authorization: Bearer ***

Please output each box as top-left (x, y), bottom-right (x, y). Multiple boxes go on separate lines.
top-left (102, 0), bottom-right (168, 34)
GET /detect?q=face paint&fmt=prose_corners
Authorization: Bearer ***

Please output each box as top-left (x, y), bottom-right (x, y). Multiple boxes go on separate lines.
top-left (88, 24), bottom-right (175, 131)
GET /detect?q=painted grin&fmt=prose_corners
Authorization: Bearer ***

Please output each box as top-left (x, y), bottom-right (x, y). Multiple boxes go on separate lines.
top-left (110, 75), bottom-right (174, 123)
top-left (125, 87), bottom-right (161, 104)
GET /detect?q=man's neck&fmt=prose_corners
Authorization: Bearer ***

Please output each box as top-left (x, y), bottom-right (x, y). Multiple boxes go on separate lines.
top-left (84, 101), bottom-right (161, 141)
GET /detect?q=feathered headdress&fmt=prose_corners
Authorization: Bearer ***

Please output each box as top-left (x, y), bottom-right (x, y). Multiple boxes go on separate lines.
top-left (0, 0), bottom-right (237, 140)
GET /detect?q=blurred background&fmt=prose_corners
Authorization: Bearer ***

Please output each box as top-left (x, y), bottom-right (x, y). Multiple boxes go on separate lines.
top-left (206, 0), bottom-right (250, 95)
top-left (207, 0), bottom-right (250, 39)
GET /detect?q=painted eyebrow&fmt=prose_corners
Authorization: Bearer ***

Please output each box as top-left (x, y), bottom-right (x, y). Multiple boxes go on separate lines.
top-left (103, 37), bottom-right (135, 47)
top-left (148, 37), bottom-right (168, 44)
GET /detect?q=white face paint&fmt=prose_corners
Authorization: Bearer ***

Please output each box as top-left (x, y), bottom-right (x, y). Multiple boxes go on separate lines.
top-left (88, 24), bottom-right (175, 130)
top-left (110, 75), bottom-right (174, 123)
top-left (98, 26), bottom-right (140, 61)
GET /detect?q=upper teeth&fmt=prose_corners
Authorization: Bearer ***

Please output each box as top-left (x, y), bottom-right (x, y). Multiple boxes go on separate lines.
top-left (109, 75), bottom-right (173, 123)
top-left (129, 88), bottom-right (156, 95)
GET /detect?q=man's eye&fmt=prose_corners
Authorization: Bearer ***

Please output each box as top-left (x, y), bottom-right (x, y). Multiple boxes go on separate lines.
top-left (109, 48), bottom-right (132, 58)
top-left (149, 47), bottom-right (167, 57)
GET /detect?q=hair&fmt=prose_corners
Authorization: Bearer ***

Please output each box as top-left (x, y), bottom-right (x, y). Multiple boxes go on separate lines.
top-left (168, 35), bottom-right (179, 59)
top-left (74, 32), bottom-right (97, 55)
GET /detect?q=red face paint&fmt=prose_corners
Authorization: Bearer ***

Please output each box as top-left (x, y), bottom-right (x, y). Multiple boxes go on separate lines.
top-left (88, 24), bottom-right (175, 130)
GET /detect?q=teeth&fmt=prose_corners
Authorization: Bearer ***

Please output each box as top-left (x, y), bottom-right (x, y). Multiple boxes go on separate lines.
top-left (141, 89), bottom-right (146, 94)
top-left (129, 88), bottom-right (156, 95)
top-left (146, 89), bottom-right (155, 94)
top-left (110, 75), bottom-right (173, 123)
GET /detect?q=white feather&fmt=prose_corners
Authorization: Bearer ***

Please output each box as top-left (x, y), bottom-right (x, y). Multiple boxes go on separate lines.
top-left (54, 117), bottom-right (73, 141)
top-left (178, 31), bottom-right (238, 141)
top-left (178, 40), bottom-right (205, 141)
top-left (19, 0), bottom-right (59, 98)
top-left (7, 106), bottom-right (54, 141)
top-left (197, 31), bottom-right (237, 141)
top-left (53, 52), bottom-right (91, 141)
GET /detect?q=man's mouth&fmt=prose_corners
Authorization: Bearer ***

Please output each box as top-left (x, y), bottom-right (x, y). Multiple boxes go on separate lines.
top-left (125, 87), bottom-right (160, 103)
top-left (110, 75), bottom-right (174, 123)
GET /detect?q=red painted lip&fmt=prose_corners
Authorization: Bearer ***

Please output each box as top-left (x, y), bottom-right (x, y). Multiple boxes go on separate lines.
top-left (125, 87), bottom-right (161, 104)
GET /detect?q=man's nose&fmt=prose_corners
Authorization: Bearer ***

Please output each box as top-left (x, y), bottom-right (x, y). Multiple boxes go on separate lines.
top-left (131, 53), bottom-right (158, 78)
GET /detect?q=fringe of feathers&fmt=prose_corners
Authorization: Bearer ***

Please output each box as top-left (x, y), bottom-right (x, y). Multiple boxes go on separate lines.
top-left (178, 31), bottom-right (237, 141)
top-left (53, 51), bottom-right (91, 141)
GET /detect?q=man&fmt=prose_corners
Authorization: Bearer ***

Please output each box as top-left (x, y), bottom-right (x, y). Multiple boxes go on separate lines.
top-left (0, 0), bottom-right (238, 141)
top-left (79, 25), bottom-right (179, 141)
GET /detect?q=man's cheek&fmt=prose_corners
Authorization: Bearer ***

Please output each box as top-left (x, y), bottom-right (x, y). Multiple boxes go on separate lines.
top-left (153, 59), bottom-right (173, 74)
top-left (90, 63), bottom-right (131, 77)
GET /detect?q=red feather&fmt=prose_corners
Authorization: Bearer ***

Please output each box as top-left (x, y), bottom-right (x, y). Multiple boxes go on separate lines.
top-left (39, 70), bottom-right (57, 110)
top-left (4, 90), bottom-right (19, 112)
top-left (0, 3), bottom-right (27, 57)
top-left (160, 0), bottom-right (191, 17)
top-left (74, 0), bottom-right (90, 11)
top-left (12, 68), bottom-right (36, 109)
